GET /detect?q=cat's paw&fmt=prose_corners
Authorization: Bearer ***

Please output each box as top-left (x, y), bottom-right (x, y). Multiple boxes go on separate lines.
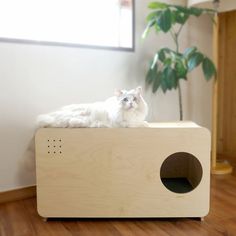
top-left (125, 121), bottom-right (149, 128)
top-left (69, 118), bottom-right (88, 127)
top-left (135, 121), bottom-right (149, 127)
top-left (119, 121), bottom-right (129, 128)
top-left (141, 121), bottom-right (149, 127)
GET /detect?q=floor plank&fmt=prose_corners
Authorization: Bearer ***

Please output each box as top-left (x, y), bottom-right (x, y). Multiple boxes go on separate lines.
top-left (1, 171), bottom-right (236, 236)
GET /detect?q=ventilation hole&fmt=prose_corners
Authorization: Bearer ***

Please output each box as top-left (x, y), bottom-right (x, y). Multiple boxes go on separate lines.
top-left (54, 151), bottom-right (56, 154)
top-left (59, 146), bottom-right (62, 148)
top-left (160, 152), bottom-right (203, 194)
top-left (54, 146), bottom-right (56, 148)
top-left (59, 151), bottom-right (62, 154)
top-left (53, 140), bottom-right (55, 142)
top-left (59, 139), bottom-right (62, 142)
top-left (47, 140), bottom-right (50, 142)
top-left (48, 151), bottom-right (50, 154)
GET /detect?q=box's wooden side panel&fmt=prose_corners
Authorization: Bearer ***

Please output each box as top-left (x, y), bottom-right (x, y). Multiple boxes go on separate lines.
top-left (35, 125), bottom-right (210, 218)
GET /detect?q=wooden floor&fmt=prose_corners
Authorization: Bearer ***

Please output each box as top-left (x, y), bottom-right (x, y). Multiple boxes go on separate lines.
top-left (1, 171), bottom-right (236, 236)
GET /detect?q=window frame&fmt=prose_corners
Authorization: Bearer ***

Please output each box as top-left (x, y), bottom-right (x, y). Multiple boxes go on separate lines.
top-left (0, 0), bottom-right (135, 52)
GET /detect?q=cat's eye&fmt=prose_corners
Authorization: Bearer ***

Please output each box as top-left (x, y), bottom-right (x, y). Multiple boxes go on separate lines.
top-left (123, 98), bottom-right (128, 102)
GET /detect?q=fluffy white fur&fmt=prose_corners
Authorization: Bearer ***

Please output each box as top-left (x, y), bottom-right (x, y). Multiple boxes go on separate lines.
top-left (37, 87), bottom-right (148, 128)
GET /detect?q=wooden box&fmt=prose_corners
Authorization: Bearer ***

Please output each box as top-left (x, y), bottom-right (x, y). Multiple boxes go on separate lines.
top-left (35, 122), bottom-right (210, 218)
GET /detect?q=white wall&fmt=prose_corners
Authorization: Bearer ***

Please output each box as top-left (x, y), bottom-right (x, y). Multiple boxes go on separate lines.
top-left (186, 15), bottom-right (213, 129)
top-left (188, 0), bottom-right (236, 12)
top-left (0, 0), bottom-right (213, 191)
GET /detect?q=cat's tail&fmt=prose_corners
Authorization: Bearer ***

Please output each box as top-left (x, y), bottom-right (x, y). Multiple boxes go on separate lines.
top-left (36, 114), bottom-right (55, 128)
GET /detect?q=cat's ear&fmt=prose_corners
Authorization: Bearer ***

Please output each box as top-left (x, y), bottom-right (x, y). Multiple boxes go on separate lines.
top-left (136, 86), bottom-right (142, 95)
top-left (114, 89), bottom-right (123, 97)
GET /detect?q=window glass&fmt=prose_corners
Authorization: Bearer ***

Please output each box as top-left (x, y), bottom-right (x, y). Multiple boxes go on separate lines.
top-left (0, 0), bottom-right (134, 50)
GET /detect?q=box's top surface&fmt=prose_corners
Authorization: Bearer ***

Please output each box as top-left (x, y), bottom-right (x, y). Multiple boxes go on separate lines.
top-left (149, 121), bottom-right (201, 128)
top-left (36, 121), bottom-right (204, 134)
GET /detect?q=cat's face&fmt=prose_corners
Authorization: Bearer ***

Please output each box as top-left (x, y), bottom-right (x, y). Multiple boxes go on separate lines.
top-left (115, 87), bottom-right (142, 111)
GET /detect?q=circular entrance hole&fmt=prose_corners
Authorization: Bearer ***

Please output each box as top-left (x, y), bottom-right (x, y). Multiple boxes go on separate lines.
top-left (160, 152), bottom-right (203, 194)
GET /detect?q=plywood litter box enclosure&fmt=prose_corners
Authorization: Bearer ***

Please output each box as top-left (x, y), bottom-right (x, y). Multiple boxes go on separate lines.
top-left (35, 122), bottom-right (211, 219)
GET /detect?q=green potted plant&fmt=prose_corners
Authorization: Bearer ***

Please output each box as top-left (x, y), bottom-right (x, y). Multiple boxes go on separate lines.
top-left (143, 1), bottom-right (216, 120)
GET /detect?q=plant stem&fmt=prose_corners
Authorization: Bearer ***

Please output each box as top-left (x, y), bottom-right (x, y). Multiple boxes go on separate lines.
top-left (177, 82), bottom-right (183, 121)
top-left (176, 24), bottom-right (184, 38)
top-left (171, 27), bottom-right (183, 120)
top-left (170, 30), bottom-right (179, 52)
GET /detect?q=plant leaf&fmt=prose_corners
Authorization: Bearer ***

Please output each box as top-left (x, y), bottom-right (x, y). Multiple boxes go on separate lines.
top-left (161, 77), bottom-right (168, 93)
top-left (174, 11), bottom-right (189, 24)
top-left (184, 46), bottom-right (197, 58)
top-left (173, 5), bottom-right (213, 18)
top-left (187, 52), bottom-right (204, 71)
top-left (151, 53), bottom-right (159, 69)
top-left (173, 5), bottom-right (190, 14)
top-left (175, 60), bottom-right (187, 80)
top-left (164, 58), bottom-right (172, 66)
top-left (202, 57), bottom-right (216, 81)
top-left (158, 49), bottom-right (166, 62)
top-left (152, 71), bottom-right (162, 93)
top-left (189, 7), bottom-right (203, 17)
top-left (203, 8), bottom-right (216, 14)
top-left (146, 11), bottom-right (161, 21)
top-left (146, 64), bottom-right (158, 84)
top-left (171, 10), bottom-right (176, 24)
top-left (155, 24), bottom-right (161, 33)
top-left (163, 66), bottom-right (177, 90)
top-left (148, 2), bottom-right (168, 9)
top-left (158, 8), bottom-right (172, 33)
top-left (142, 18), bottom-right (156, 39)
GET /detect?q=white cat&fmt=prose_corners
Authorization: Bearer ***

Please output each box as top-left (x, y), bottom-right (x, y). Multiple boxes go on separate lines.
top-left (37, 87), bottom-right (148, 128)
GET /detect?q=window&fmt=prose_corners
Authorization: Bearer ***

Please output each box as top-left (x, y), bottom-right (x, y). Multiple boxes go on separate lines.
top-left (0, 0), bottom-right (134, 50)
